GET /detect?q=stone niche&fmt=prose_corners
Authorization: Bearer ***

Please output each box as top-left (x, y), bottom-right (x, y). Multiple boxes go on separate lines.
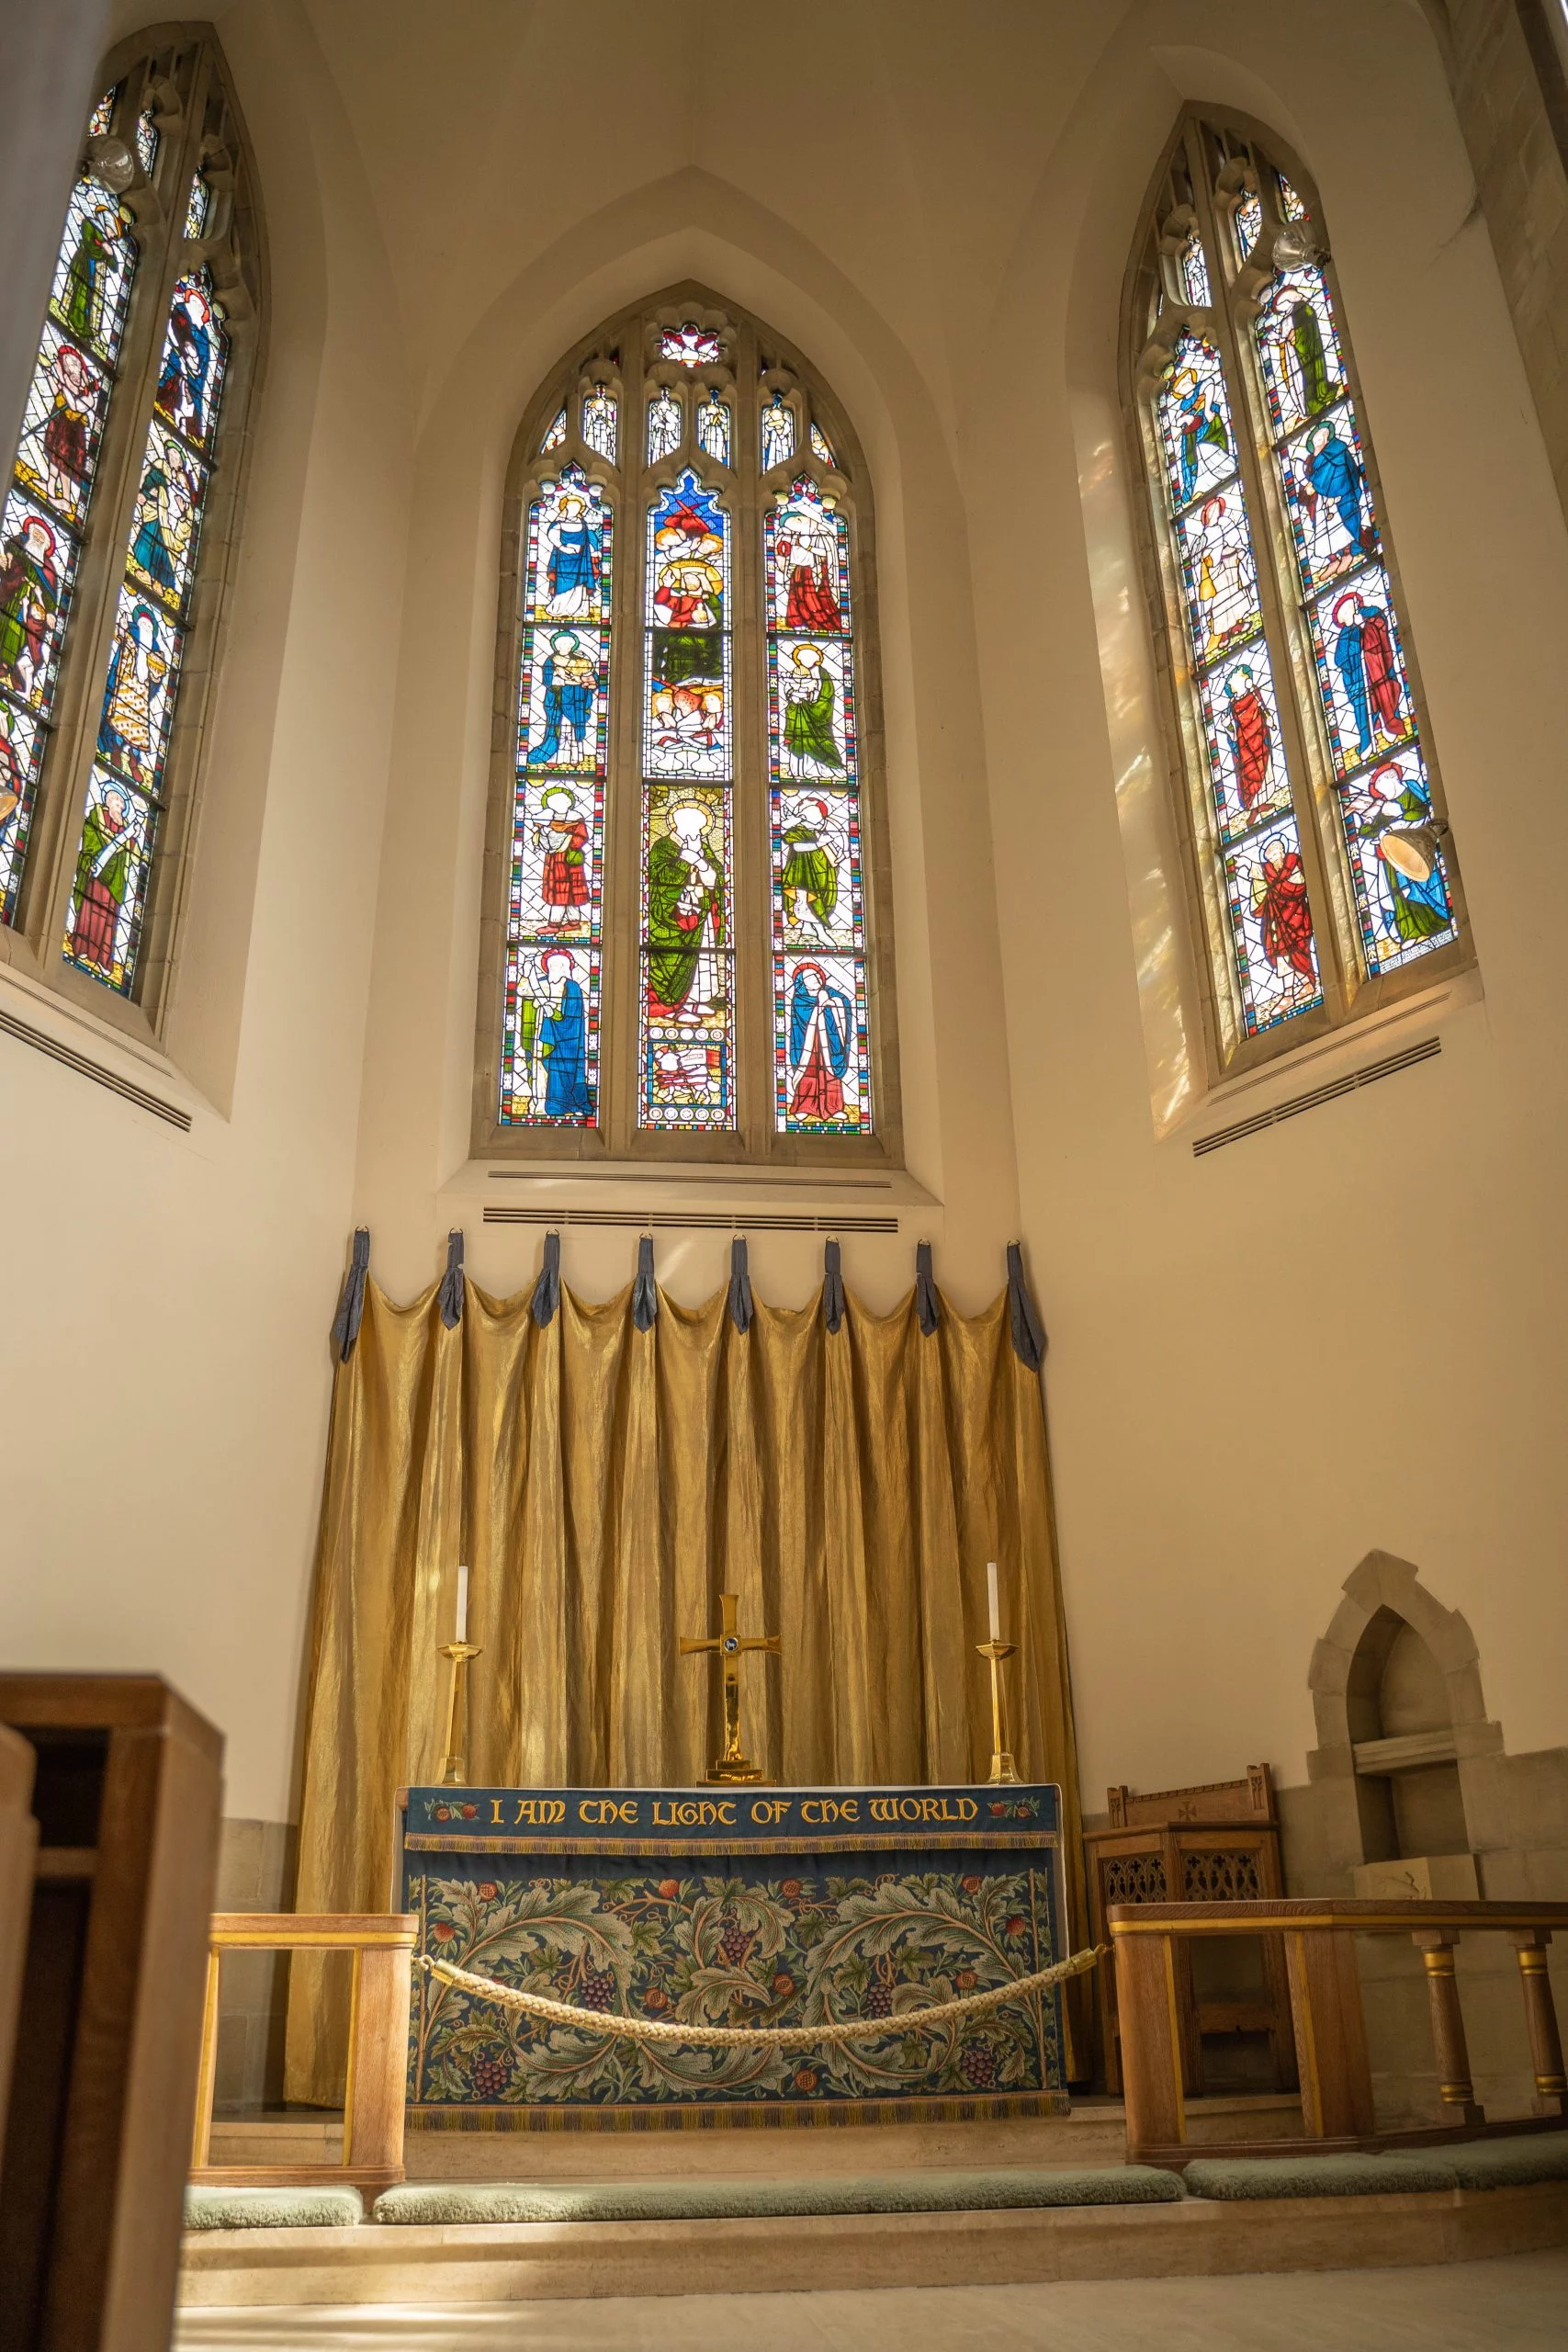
top-left (1282, 1551), bottom-right (1568, 2129)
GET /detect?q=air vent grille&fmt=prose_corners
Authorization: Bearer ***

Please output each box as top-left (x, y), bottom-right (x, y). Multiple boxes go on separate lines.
top-left (1193, 1035), bottom-right (1440, 1158)
top-left (0, 1005), bottom-right (192, 1131)
top-left (482, 1206), bottom-right (898, 1234)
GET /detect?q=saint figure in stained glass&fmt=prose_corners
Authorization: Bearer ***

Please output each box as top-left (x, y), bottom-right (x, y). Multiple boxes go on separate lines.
top-left (780, 794), bottom-right (841, 941)
top-left (60, 191), bottom-right (126, 352)
top-left (154, 277), bottom-right (220, 447)
top-left (646, 796), bottom-right (726, 1018)
top-left (787, 961), bottom-right (853, 1123)
top-left (1331, 586), bottom-right (1404, 761)
top-left (780, 643), bottom-right (843, 777)
top-left (808, 420), bottom-right (835, 467)
top-left (0, 511), bottom-right (62, 703)
top-left (648, 390), bottom-right (682, 465)
top-left (67, 773), bottom-right (142, 978)
top-left (97, 600), bottom-right (170, 786)
top-left (761, 391), bottom-right (795, 473)
top-left (526, 631), bottom-right (598, 767)
top-left (1359, 762), bottom-right (1452, 947)
top-left (773, 492), bottom-right (842, 631)
top-left (533, 786), bottom-right (592, 931)
top-left (696, 393), bottom-right (730, 466)
top-left (540, 489), bottom-right (601, 618)
top-left (581, 387), bottom-right (616, 464)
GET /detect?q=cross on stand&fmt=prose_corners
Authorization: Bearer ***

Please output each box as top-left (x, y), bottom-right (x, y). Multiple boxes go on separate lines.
top-left (679, 1590), bottom-right (781, 1783)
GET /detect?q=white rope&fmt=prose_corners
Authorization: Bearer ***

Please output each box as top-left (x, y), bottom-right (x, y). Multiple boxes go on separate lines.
top-left (418, 1943), bottom-right (1103, 2052)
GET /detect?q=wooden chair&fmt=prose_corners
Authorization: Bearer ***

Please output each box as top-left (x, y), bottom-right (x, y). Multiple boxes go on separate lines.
top-left (1084, 1765), bottom-right (1296, 2098)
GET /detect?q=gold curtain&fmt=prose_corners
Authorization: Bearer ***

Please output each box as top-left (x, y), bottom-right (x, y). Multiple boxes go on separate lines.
top-left (285, 1268), bottom-right (1084, 2101)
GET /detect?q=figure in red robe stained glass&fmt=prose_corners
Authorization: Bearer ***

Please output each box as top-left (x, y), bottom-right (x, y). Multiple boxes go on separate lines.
top-left (1332, 590), bottom-right (1402, 758)
top-left (0, 514), bottom-right (60, 701)
top-left (1224, 665), bottom-right (1271, 809)
top-left (1252, 841), bottom-right (1314, 979)
top-left (536, 787), bottom-right (590, 930)
top-left (775, 501), bottom-right (841, 633)
top-left (788, 961), bottom-right (852, 1122)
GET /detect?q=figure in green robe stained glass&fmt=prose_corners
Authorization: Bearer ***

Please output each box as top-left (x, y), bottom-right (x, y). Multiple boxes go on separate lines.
top-left (781, 796), bottom-right (839, 937)
top-left (646, 799), bottom-right (725, 1016)
top-left (780, 644), bottom-right (841, 777)
top-left (68, 779), bottom-right (136, 976)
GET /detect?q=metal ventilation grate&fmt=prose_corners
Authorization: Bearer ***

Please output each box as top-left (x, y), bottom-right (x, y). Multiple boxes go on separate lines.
top-left (482, 1206), bottom-right (899, 1234)
top-left (1193, 1035), bottom-right (1440, 1157)
top-left (0, 1004), bottom-right (193, 1131)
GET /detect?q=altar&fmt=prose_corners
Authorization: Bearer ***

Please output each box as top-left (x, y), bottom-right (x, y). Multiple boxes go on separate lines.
top-left (400, 1781), bottom-right (1066, 2130)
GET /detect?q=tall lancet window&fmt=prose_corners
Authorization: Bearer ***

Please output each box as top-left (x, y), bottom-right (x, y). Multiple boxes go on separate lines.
top-left (1126, 115), bottom-right (1469, 1071)
top-left (479, 290), bottom-right (898, 1162)
top-left (0, 36), bottom-right (260, 1026)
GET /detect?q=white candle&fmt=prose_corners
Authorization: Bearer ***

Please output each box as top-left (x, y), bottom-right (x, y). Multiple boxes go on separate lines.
top-left (987, 1560), bottom-right (1000, 1644)
top-left (456, 1565), bottom-right (469, 1645)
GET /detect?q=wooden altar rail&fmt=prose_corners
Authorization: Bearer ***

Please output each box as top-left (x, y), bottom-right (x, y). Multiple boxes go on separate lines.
top-left (189, 1915), bottom-right (417, 2192)
top-left (1110, 1898), bottom-right (1568, 2168)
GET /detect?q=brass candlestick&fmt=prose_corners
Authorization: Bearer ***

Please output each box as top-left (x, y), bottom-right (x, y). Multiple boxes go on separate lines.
top-left (976, 1639), bottom-right (1020, 1784)
top-left (436, 1641), bottom-right (481, 1785)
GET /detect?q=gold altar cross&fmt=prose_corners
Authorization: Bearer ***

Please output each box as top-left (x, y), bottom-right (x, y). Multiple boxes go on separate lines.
top-left (679, 1590), bottom-right (781, 1783)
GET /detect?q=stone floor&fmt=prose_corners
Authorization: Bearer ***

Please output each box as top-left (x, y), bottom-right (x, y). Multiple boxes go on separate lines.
top-left (175, 2245), bottom-right (1568, 2350)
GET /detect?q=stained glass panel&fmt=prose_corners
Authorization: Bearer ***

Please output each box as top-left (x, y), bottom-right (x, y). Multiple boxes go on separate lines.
top-left (1235, 189), bottom-right (1261, 259)
top-left (66, 267), bottom-right (230, 992)
top-left (1154, 333), bottom-right (1323, 1035)
top-left (696, 393), bottom-right (730, 467)
top-left (1224, 821), bottom-right (1323, 1033)
top-left (765, 476), bottom-right (870, 1130)
top-left (761, 391), bottom-right (795, 475)
top-left (1181, 231), bottom-right (1212, 307)
top-left (0, 487), bottom-right (80, 719)
top-left (660, 322), bottom-right (722, 369)
top-left (1255, 256), bottom-right (1457, 976)
top-left (809, 420), bottom-right (835, 467)
top-left (541, 407), bottom-right (567, 453)
top-left (647, 390), bottom-right (682, 465)
top-left (184, 170), bottom-right (211, 240)
top-left (48, 175), bottom-right (137, 369)
top-left (88, 87), bottom-right (119, 138)
top-left (1154, 334), bottom-right (1236, 514)
top-left (502, 465), bottom-right (614, 1125)
top-left (134, 106), bottom-right (159, 175)
top-left (15, 324), bottom-right (110, 530)
top-left (639, 784), bottom-right (732, 1128)
top-left (642, 473), bottom-right (729, 782)
top-left (581, 387), bottom-right (616, 464)
top-left (1280, 175), bottom-right (1307, 222)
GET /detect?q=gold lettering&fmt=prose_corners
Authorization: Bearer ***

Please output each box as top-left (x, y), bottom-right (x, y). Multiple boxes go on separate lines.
top-left (957, 1798), bottom-right (977, 1821)
top-left (577, 1799), bottom-right (603, 1825)
top-left (716, 1801), bottom-right (736, 1826)
top-left (870, 1798), bottom-right (896, 1823)
top-left (840, 1797), bottom-right (860, 1822)
top-left (547, 1799), bottom-right (567, 1825)
top-left (491, 1800), bottom-right (503, 1825)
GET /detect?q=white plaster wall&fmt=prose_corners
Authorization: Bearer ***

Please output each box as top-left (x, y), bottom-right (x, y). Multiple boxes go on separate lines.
top-left (4, 0), bottom-right (1564, 1827)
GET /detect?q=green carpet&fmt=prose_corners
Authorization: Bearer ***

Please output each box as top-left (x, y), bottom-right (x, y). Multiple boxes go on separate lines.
top-left (371, 2166), bottom-right (1185, 2226)
top-left (1185, 2151), bottom-right (1483, 2200)
top-left (185, 2185), bottom-right (365, 2230)
top-left (1439, 2132), bottom-right (1568, 2189)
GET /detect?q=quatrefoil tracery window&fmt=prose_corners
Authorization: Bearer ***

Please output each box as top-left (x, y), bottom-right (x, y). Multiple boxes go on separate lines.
top-left (476, 290), bottom-right (898, 1165)
top-left (1127, 114), bottom-right (1472, 1077)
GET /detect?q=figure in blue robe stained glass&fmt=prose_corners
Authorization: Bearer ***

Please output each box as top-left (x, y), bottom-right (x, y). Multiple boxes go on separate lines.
top-left (1304, 423), bottom-right (1367, 560)
top-left (130, 454), bottom-right (190, 595)
top-left (788, 962), bottom-right (852, 1124)
top-left (1173, 366), bottom-right (1227, 503)
top-left (1333, 590), bottom-right (1402, 759)
top-left (98, 604), bottom-right (167, 786)
top-left (528, 632), bottom-right (595, 766)
top-left (1359, 765), bottom-right (1451, 945)
top-left (542, 494), bottom-right (600, 618)
top-left (537, 948), bottom-right (592, 1116)
top-left (155, 295), bottom-right (211, 441)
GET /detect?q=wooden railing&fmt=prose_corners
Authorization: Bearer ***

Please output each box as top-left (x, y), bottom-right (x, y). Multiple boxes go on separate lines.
top-left (189, 1913), bottom-right (417, 2192)
top-left (1110, 1897), bottom-right (1568, 2167)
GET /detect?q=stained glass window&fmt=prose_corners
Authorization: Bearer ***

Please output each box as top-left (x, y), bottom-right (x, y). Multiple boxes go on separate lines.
top-left (660, 322), bottom-right (723, 369)
top-left (65, 268), bottom-right (230, 990)
top-left (647, 390), bottom-right (682, 466)
top-left (491, 299), bottom-right (890, 1157)
top-left (761, 390), bottom-right (795, 475)
top-left (696, 392), bottom-right (730, 467)
top-left (581, 387), bottom-right (617, 465)
top-left (540, 407), bottom-right (567, 453)
top-left (809, 420), bottom-right (835, 468)
top-left (1131, 118), bottom-right (1464, 1068)
top-left (0, 107), bottom-right (139, 924)
top-left (0, 47), bottom-right (258, 1015)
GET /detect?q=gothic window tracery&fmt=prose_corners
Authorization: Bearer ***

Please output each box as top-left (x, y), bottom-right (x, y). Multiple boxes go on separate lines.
top-left (1128, 115), bottom-right (1468, 1071)
top-left (482, 292), bottom-right (895, 1162)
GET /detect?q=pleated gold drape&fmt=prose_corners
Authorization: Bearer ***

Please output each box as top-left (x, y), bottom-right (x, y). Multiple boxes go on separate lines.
top-left (285, 1268), bottom-right (1084, 2102)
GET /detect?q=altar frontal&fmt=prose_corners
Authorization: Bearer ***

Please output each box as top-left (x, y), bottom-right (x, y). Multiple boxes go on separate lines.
top-left (401, 1781), bottom-right (1066, 2128)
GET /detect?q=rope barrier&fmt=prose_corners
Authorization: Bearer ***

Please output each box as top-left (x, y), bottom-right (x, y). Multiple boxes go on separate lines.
top-left (418, 1943), bottom-right (1103, 2052)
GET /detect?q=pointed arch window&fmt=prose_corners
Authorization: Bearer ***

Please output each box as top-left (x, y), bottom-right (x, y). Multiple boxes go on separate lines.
top-left (0, 34), bottom-right (261, 1029)
top-left (1127, 115), bottom-right (1469, 1070)
top-left (479, 290), bottom-right (898, 1163)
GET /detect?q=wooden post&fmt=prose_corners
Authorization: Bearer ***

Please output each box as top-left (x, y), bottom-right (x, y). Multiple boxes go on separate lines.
top-left (1285, 1927), bottom-right (1375, 2142)
top-left (1507, 1929), bottom-right (1567, 2118)
top-left (1413, 1930), bottom-right (1485, 2127)
top-left (345, 1941), bottom-right (413, 2179)
top-left (1111, 1923), bottom-right (1185, 2159)
top-left (0, 1728), bottom-right (37, 2153)
top-left (188, 1951), bottom-right (222, 2171)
